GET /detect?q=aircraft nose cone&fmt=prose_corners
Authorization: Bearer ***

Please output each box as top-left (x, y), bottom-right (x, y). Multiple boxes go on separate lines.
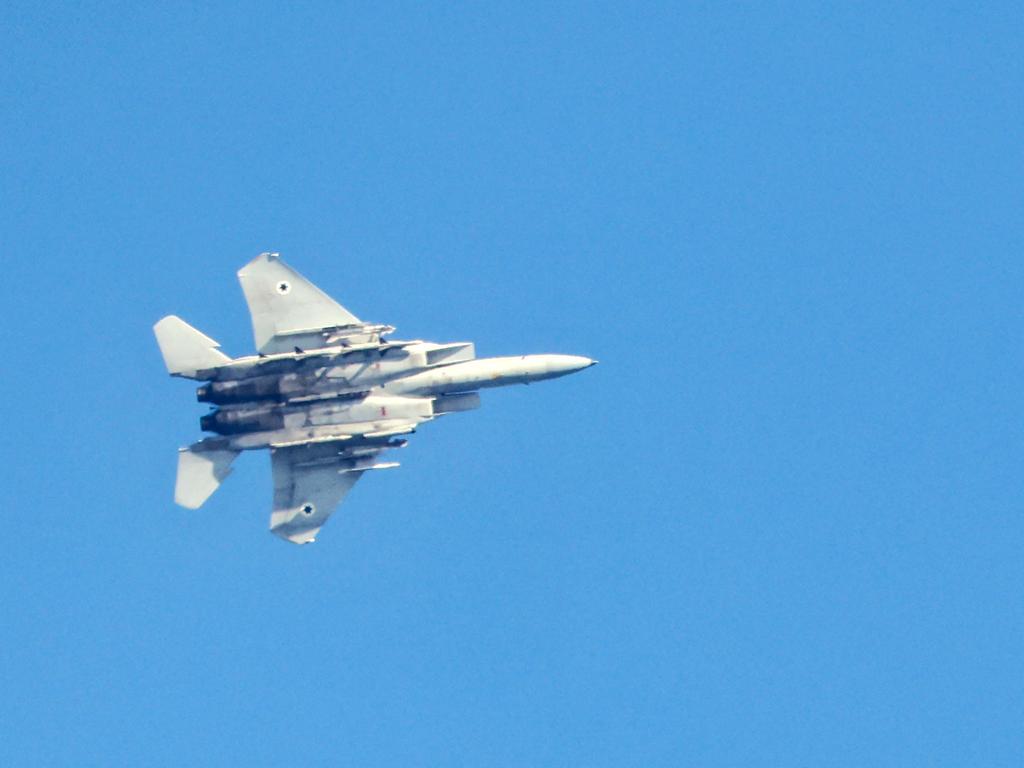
top-left (548, 355), bottom-right (597, 374)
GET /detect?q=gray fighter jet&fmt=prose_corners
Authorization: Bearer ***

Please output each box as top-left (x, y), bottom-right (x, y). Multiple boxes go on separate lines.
top-left (154, 252), bottom-right (596, 544)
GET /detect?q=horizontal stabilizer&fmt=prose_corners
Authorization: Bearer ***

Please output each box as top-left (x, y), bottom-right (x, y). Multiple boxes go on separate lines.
top-left (154, 315), bottom-right (230, 378)
top-left (175, 444), bottom-right (240, 509)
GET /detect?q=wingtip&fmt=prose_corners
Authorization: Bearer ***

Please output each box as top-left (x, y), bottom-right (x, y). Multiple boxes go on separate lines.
top-left (270, 523), bottom-right (321, 545)
top-left (237, 251), bottom-right (280, 277)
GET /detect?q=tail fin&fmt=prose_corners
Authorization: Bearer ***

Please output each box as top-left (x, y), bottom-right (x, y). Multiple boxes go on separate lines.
top-left (153, 315), bottom-right (231, 378)
top-left (175, 443), bottom-right (240, 509)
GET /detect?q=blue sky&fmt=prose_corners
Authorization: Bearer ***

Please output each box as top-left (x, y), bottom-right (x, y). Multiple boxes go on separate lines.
top-left (2, 3), bottom-right (1022, 765)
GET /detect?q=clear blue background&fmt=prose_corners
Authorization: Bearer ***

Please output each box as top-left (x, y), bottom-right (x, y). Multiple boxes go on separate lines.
top-left (2, 3), bottom-right (1021, 765)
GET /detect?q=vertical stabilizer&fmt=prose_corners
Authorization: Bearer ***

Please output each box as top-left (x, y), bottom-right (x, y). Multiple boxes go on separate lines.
top-left (175, 444), bottom-right (240, 509)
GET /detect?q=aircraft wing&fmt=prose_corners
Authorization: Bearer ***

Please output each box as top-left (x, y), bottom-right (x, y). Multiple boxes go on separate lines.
top-left (269, 442), bottom-right (375, 545)
top-left (238, 252), bottom-right (363, 354)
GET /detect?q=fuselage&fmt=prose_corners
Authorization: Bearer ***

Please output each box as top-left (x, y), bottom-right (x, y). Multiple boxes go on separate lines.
top-left (196, 350), bottom-right (595, 451)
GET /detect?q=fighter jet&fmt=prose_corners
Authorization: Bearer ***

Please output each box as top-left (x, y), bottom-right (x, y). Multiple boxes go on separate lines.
top-left (154, 252), bottom-right (596, 544)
